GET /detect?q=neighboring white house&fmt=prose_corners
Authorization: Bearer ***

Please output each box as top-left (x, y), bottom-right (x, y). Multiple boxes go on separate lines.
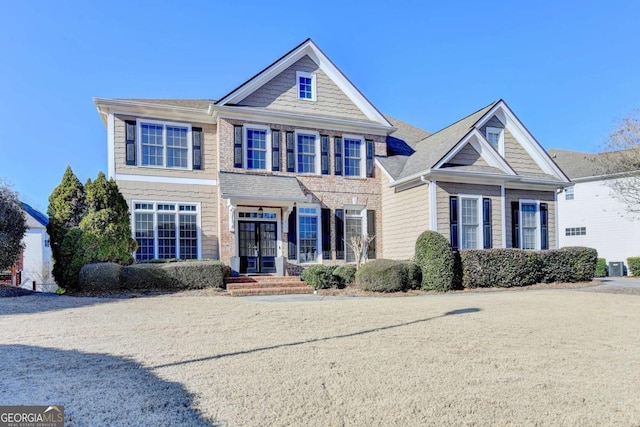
top-left (550, 149), bottom-right (640, 275)
top-left (19, 202), bottom-right (55, 290)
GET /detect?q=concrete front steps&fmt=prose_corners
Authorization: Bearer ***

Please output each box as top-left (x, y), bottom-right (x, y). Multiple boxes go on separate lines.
top-left (225, 275), bottom-right (314, 297)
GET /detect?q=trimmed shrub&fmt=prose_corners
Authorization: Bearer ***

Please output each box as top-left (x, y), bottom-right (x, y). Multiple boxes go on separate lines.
top-left (460, 249), bottom-right (542, 288)
top-left (79, 263), bottom-right (123, 292)
top-left (355, 259), bottom-right (418, 292)
top-left (541, 247), bottom-right (597, 283)
top-left (121, 261), bottom-right (225, 291)
top-left (595, 258), bottom-right (608, 278)
top-left (301, 265), bottom-right (339, 290)
top-left (58, 227), bottom-right (85, 291)
top-left (627, 257), bottom-right (640, 276)
top-left (414, 231), bottom-right (454, 291)
top-left (333, 264), bottom-right (357, 287)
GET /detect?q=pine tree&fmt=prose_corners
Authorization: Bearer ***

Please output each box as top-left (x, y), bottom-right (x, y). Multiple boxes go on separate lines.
top-left (47, 166), bottom-right (86, 287)
top-left (0, 180), bottom-right (27, 271)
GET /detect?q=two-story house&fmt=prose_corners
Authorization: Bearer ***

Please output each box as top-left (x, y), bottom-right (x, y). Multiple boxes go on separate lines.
top-left (94, 39), bottom-right (570, 276)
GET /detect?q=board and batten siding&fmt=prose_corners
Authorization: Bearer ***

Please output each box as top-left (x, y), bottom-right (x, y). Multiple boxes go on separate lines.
top-left (117, 181), bottom-right (219, 259)
top-left (380, 174), bottom-right (430, 260)
top-left (435, 182), bottom-right (503, 248)
top-left (557, 178), bottom-right (640, 269)
top-left (113, 115), bottom-right (218, 178)
top-left (240, 55), bottom-right (370, 122)
top-left (505, 189), bottom-right (556, 249)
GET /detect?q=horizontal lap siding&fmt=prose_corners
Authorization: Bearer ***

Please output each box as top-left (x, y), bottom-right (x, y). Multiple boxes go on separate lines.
top-left (380, 174), bottom-right (430, 260)
top-left (240, 55), bottom-right (369, 122)
top-left (436, 182), bottom-right (503, 248)
top-left (504, 129), bottom-right (545, 175)
top-left (117, 181), bottom-right (219, 259)
top-left (114, 115), bottom-right (218, 178)
top-left (450, 144), bottom-right (489, 167)
top-left (505, 189), bottom-right (556, 249)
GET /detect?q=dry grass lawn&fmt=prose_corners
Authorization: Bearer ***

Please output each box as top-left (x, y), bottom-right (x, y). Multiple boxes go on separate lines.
top-left (1, 289), bottom-right (639, 426)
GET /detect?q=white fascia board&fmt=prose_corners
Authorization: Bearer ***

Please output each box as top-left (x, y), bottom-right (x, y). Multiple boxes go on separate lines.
top-left (217, 40), bottom-right (393, 128)
top-left (115, 174), bottom-right (217, 186)
top-left (215, 106), bottom-right (394, 135)
top-left (477, 100), bottom-right (570, 182)
top-left (93, 98), bottom-right (215, 123)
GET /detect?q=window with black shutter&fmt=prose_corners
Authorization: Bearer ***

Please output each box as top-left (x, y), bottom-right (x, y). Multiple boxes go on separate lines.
top-left (192, 127), bottom-right (202, 170)
top-left (367, 210), bottom-right (376, 259)
top-left (483, 198), bottom-right (492, 249)
top-left (335, 209), bottom-right (344, 259)
top-left (511, 202), bottom-right (520, 249)
top-left (288, 207), bottom-right (297, 259)
top-left (449, 196), bottom-right (458, 250)
top-left (125, 120), bottom-right (136, 165)
top-left (286, 131), bottom-right (295, 172)
top-left (366, 139), bottom-right (374, 178)
top-left (272, 129), bottom-right (280, 171)
top-left (321, 208), bottom-right (331, 259)
top-left (540, 203), bottom-right (549, 250)
top-left (334, 137), bottom-right (342, 175)
top-left (321, 135), bottom-right (329, 175)
top-left (233, 125), bottom-right (243, 168)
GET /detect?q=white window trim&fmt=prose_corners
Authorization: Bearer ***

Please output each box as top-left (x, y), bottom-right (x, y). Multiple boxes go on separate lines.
top-left (458, 195), bottom-right (484, 250)
top-left (296, 71), bottom-right (317, 101)
top-left (486, 126), bottom-right (504, 156)
top-left (296, 203), bottom-right (322, 264)
top-left (343, 205), bottom-right (367, 263)
top-left (131, 200), bottom-right (202, 260)
top-left (294, 130), bottom-right (321, 175)
top-left (242, 124), bottom-right (271, 171)
top-left (342, 134), bottom-right (366, 178)
top-left (519, 199), bottom-right (540, 251)
top-left (136, 118), bottom-right (193, 170)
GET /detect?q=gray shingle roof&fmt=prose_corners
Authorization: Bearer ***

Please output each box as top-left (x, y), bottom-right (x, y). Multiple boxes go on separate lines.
top-left (546, 149), bottom-right (640, 179)
top-left (439, 165), bottom-right (509, 176)
top-left (393, 101), bottom-right (499, 180)
top-left (113, 99), bottom-right (214, 109)
top-left (219, 172), bottom-right (307, 201)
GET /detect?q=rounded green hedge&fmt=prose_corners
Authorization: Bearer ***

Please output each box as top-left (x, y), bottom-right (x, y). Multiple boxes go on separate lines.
top-left (414, 231), bottom-right (454, 291)
top-left (301, 265), bottom-right (339, 290)
top-left (333, 264), bottom-right (357, 287)
top-left (355, 259), bottom-right (421, 292)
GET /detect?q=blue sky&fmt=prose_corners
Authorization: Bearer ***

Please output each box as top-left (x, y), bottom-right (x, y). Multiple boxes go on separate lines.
top-left (1, 1), bottom-right (639, 211)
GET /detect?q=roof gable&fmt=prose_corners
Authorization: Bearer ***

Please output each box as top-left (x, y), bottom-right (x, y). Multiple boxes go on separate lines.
top-left (20, 202), bottom-right (48, 228)
top-left (216, 39), bottom-right (392, 127)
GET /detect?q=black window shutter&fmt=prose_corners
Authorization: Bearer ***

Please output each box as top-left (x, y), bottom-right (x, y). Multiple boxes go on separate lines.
top-left (366, 139), bottom-right (374, 178)
top-left (286, 132), bottom-right (295, 173)
top-left (334, 137), bottom-right (343, 175)
top-left (511, 202), bottom-right (520, 249)
top-left (449, 196), bottom-right (458, 251)
top-left (125, 120), bottom-right (136, 165)
top-left (233, 125), bottom-right (243, 168)
top-left (540, 203), bottom-right (549, 250)
top-left (321, 208), bottom-right (331, 259)
top-left (288, 207), bottom-right (297, 259)
top-left (335, 209), bottom-right (344, 259)
top-left (483, 198), bottom-right (492, 249)
top-left (321, 135), bottom-right (329, 175)
top-left (192, 127), bottom-right (202, 170)
top-left (271, 130), bottom-right (280, 172)
top-left (367, 210), bottom-right (376, 259)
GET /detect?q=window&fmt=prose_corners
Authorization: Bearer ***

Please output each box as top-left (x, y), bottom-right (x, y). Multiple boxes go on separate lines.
top-left (246, 128), bottom-right (267, 169)
top-left (565, 187), bottom-right (574, 200)
top-left (345, 208), bottom-right (365, 263)
top-left (44, 239), bottom-right (50, 248)
top-left (460, 197), bottom-right (480, 249)
top-left (138, 120), bottom-right (192, 169)
top-left (520, 202), bottom-right (538, 250)
top-left (485, 127), bottom-right (503, 152)
top-left (133, 202), bottom-right (199, 261)
top-left (297, 133), bottom-right (317, 173)
top-left (296, 71), bottom-right (316, 101)
top-left (566, 227), bottom-right (586, 236)
top-left (298, 206), bottom-right (319, 263)
top-left (344, 137), bottom-right (363, 177)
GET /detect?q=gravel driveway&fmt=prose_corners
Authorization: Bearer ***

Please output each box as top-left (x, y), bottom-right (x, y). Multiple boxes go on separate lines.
top-left (1, 288), bottom-right (639, 426)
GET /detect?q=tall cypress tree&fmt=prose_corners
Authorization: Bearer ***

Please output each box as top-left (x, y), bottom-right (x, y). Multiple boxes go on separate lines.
top-left (47, 166), bottom-right (86, 286)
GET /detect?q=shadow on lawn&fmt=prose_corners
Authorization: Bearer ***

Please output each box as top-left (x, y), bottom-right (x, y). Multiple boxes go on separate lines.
top-left (151, 308), bottom-right (481, 370)
top-left (0, 345), bottom-right (215, 426)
